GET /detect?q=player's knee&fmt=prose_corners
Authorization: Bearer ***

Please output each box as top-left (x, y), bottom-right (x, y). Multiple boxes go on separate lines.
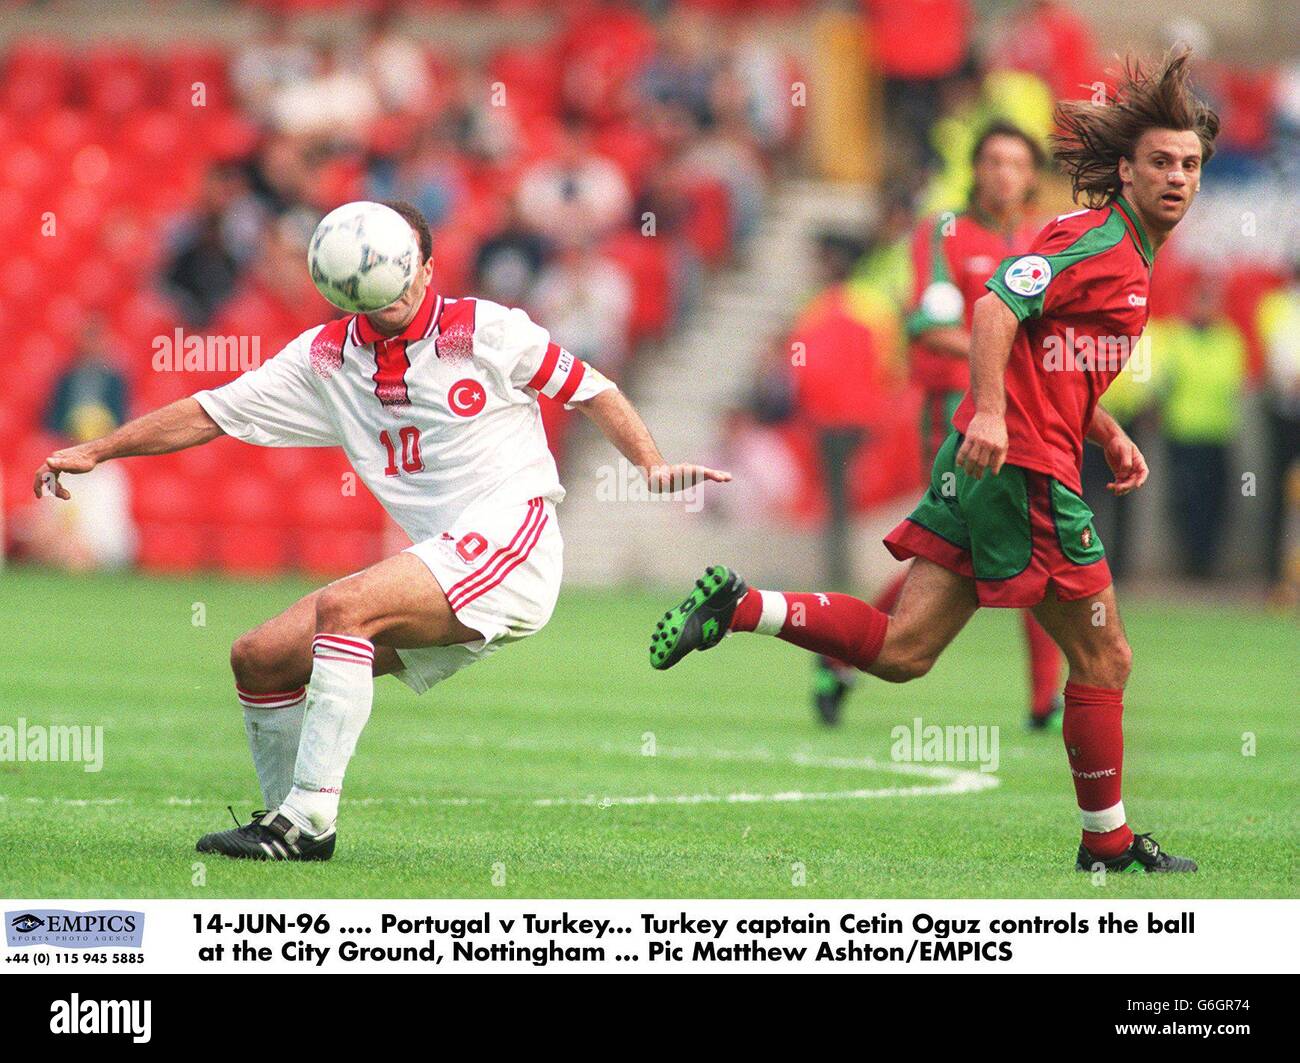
top-left (1107, 638), bottom-right (1133, 687)
top-left (314, 582), bottom-right (371, 636)
top-left (874, 646), bottom-right (935, 683)
top-left (230, 630), bottom-right (272, 689)
top-left (1073, 633), bottom-right (1132, 689)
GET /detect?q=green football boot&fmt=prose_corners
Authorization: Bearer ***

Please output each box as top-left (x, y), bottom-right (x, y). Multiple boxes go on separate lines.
top-left (649, 565), bottom-right (748, 671)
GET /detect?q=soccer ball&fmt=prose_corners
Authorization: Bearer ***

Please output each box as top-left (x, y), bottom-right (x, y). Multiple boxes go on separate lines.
top-left (308, 201), bottom-right (420, 314)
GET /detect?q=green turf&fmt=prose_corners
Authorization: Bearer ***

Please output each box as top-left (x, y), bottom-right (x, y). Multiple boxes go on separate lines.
top-left (0, 566), bottom-right (1294, 898)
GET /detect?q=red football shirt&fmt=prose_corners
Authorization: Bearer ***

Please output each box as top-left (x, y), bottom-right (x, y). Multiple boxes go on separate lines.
top-left (952, 196), bottom-right (1155, 493)
top-left (906, 210), bottom-right (1041, 393)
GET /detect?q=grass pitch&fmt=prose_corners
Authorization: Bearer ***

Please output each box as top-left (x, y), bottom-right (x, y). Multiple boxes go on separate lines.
top-left (0, 566), bottom-right (1294, 898)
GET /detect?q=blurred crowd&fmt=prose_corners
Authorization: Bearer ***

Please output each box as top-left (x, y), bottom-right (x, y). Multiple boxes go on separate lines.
top-left (1, 0), bottom-right (1295, 596)
top-left (0, 0), bottom-right (803, 575)
top-left (723, 0), bottom-right (1299, 594)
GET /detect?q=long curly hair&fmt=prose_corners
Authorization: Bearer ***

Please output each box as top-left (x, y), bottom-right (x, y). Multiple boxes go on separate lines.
top-left (1051, 49), bottom-right (1220, 208)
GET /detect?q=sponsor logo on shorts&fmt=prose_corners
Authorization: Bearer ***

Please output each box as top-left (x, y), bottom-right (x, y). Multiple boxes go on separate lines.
top-left (1081, 527), bottom-right (1093, 549)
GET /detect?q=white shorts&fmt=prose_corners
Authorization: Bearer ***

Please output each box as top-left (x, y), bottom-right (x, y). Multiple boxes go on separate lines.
top-left (393, 497), bottom-right (562, 694)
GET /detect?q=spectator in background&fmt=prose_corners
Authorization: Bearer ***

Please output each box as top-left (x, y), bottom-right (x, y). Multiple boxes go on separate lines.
top-left (530, 242), bottom-right (634, 375)
top-left (270, 42), bottom-right (379, 141)
top-left (44, 319), bottom-right (128, 438)
top-left (1156, 278), bottom-right (1247, 579)
top-left (17, 405), bottom-right (136, 571)
top-left (987, 0), bottom-right (1100, 103)
top-left (1082, 361), bottom-right (1158, 582)
top-left (474, 206), bottom-right (550, 309)
top-left (693, 67), bottom-right (768, 246)
top-left (850, 189), bottom-right (915, 311)
top-left (360, 8), bottom-right (431, 116)
top-left (788, 230), bottom-right (894, 589)
top-left (209, 214), bottom-right (330, 357)
top-left (515, 122), bottom-right (633, 248)
top-left (861, 0), bottom-right (971, 170)
top-left (230, 10), bottom-right (317, 124)
top-left (641, 14), bottom-right (720, 126)
top-left (164, 163), bottom-right (260, 327)
top-left (367, 123), bottom-right (469, 230)
top-left (27, 340), bottom-right (135, 570)
top-left (246, 134), bottom-right (313, 218)
top-left (1256, 263), bottom-right (1300, 597)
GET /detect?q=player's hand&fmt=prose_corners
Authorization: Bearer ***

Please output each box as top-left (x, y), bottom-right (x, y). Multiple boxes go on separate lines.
top-left (956, 412), bottom-right (1008, 480)
top-left (644, 463), bottom-right (733, 493)
top-left (33, 446), bottom-right (99, 500)
top-left (1103, 430), bottom-right (1148, 495)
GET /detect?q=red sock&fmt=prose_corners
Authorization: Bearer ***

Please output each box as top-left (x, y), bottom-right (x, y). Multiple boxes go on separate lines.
top-left (1062, 681), bottom-right (1133, 858)
top-left (1023, 612), bottom-right (1063, 717)
top-left (730, 590), bottom-right (888, 671)
top-left (873, 570), bottom-right (908, 615)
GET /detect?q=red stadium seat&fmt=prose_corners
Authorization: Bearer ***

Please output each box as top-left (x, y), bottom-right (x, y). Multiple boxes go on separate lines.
top-left (159, 45), bottom-right (231, 114)
top-left (135, 521), bottom-right (207, 574)
top-left (297, 529), bottom-right (384, 577)
top-left (217, 472), bottom-right (281, 526)
top-left (2, 39), bottom-right (72, 113)
top-left (3, 142), bottom-right (53, 195)
top-left (215, 524), bottom-right (290, 576)
top-left (682, 176), bottom-right (733, 266)
top-left (129, 465), bottom-right (204, 524)
top-left (291, 474), bottom-right (386, 533)
top-left (81, 43), bottom-right (155, 117)
top-left (602, 229), bottom-right (674, 343)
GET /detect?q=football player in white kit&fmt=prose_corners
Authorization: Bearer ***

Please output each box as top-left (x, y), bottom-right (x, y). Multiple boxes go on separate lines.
top-left (34, 201), bottom-right (730, 861)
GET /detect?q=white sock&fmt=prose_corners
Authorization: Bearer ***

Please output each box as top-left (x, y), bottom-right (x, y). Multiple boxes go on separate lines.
top-left (753, 590), bottom-right (789, 636)
top-left (281, 634), bottom-right (375, 836)
top-left (238, 685), bottom-right (306, 810)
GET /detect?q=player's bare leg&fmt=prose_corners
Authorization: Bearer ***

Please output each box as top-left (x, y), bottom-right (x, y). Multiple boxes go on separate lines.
top-left (650, 559), bottom-right (978, 683)
top-left (199, 553), bottom-right (480, 861)
top-left (868, 559), bottom-right (979, 681)
top-left (229, 584), bottom-right (405, 812)
top-left (1031, 586), bottom-right (1195, 872)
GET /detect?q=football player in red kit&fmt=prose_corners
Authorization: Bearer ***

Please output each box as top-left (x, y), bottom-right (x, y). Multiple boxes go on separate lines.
top-left (653, 51), bottom-right (1219, 873)
top-left (813, 122), bottom-right (1065, 730)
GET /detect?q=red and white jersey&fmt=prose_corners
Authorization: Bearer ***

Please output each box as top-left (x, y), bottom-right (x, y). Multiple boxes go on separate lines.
top-left (193, 289), bottom-right (614, 541)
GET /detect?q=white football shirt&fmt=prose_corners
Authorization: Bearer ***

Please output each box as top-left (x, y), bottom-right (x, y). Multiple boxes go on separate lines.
top-left (193, 291), bottom-right (615, 542)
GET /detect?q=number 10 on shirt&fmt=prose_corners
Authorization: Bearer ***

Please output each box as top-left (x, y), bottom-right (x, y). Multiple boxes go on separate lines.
top-left (379, 426), bottom-right (424, 476)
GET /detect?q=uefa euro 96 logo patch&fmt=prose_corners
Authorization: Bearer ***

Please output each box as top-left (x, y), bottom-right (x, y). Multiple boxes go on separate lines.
top-left (1004, 255), bottom-right (1052, 297)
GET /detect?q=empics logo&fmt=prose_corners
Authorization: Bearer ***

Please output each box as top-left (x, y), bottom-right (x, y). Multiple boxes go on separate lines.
top-left (50, 995), bottom-right (151, 1043)
top-left (5, 909), bottom-right (144, 948)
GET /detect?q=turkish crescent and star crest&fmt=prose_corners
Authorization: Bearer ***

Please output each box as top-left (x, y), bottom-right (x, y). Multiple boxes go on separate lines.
top-left (448, 378), bottom-right (486, 417)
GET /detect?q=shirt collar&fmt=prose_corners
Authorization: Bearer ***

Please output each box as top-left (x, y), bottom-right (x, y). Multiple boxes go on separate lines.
top-left (353, 289), bottom-right (442, 347)
top-left (1112, 196), bottom-right (1154, 268)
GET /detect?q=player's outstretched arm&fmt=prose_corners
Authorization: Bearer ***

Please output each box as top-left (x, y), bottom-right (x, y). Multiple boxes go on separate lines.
top-left (956, 292), bottom-right (1019, 479)
top-left (34, 397), bottom-right (224, 499)
top-left (573, 388), bottom-right (731, 493)
top-left (914, 324), bottom-right (971, 358)
top-left (1086, 406), bottom-right (1149, 496)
